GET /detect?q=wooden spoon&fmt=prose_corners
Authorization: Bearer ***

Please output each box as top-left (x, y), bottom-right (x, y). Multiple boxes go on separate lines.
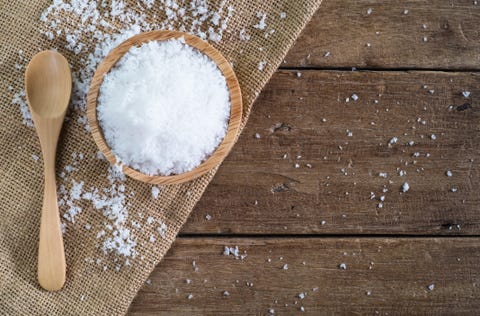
top-left (25, 50), bottom-right (72, 291)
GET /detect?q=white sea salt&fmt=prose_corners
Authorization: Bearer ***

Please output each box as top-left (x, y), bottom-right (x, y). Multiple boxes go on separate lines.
top-left (151, 186), bottom-right (160, 199)
top-left (446, 170), bottom-right (453, 177)
top-left (388, 137), bottom-right (398, 146)
top-left (339, 263), bottom-right (347, 270)
top-left (98, 38), bottom-right (230, 176)
top-left (462, 91), bottom-right (471, 98)
top-left (402, 182), bottom-right (410, 192)
top-left (254, 12), bottom-right (267, 30)
top-left (258, 61), bottom-right (267, 71)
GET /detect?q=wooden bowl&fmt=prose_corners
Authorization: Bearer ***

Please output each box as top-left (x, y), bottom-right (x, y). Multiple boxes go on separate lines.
top-left (87, 30), bottom-right (242, 185)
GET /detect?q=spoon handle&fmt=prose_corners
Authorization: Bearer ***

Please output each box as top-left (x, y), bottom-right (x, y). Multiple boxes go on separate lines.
top-left (37, 131), bottom-right (66, 291)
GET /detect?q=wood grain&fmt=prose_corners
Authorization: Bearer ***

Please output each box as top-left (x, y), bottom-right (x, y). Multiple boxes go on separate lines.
top-left (283, 0), bottom-right (480, 69)
top-left (129, 237), bottom-right (480, 315)
top-left (182, 70), bottom-right (480, 235)
top-left (87, 30), bottom-right (242, 185)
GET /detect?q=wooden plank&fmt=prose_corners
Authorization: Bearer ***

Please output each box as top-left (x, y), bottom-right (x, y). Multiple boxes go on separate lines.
top-left (283, 0), bottom-right (480, 69)
top-left (128, 237), bottom-right (480, 315)
top-left (182, 70), bottom-right (480, 234)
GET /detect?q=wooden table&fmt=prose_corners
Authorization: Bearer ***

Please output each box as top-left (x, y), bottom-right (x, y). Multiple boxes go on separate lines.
top-left (129, 1), bottom-right (480, 314)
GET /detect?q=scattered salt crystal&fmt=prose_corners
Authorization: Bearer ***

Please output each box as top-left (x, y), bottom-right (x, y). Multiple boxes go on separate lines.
top-left (254, 12), bottom-right (267, 30)
top-left (187, 294), bottom-right (193, 299)
top-left (296, 72), bottom-right (302, 78)
top-left (422, 37), bottom-right (428, 42)
top-left (408, 141), bottom-right (415, 146)
top-left (367, 8), bottom-right (373, 15)
top-left (280, 12), bottom-right (287, 19)
top-left (300, 306), bottom-right (305, 312)
top-left (450, 187), bottom-right (458, 192)
top-left (366, 291), bottom-right (372, 296)
top-left (324, 51), bottom-right (331, 57)
top-left (339, 263), bottom-right (347, 270)
top-left (377, 203), bottom-right (383, 209)
top-left (294, 163), bottom-right (300, 168)
top-left (269, 308), bottom-right (275, 315)
top-left (428, 89), bottom-right (435, 95)
top-left (223, 291), bottom-right (230, 296)
top-left (430, 134), bottom-right (437, 140)
top-left (379, 196), bottom-right (385, 202)
top-left (379, 172), bottom-right (387, 178)
top-left (446, 170), bottom-right (453, 177)
top-left (98, 38), bottom-right (230, 176)
top-left (258, 61), bottom-right (267, 71)
top-left (282, 264), bottom-right (289, 270)
top-left (31, 154), bottom-right (39, 162)
top-left (427, 284), bottom-right (435, 291)
top-left (85, 224), bottom-right (91, 230)
top-left (186, 279), bottom-right (192, 284)
top-left (402, 182), bottom-right (410, 192)
top-left (239, 28), bottom-right (250, 41)
top-left (205, 214), bottom-right (212, 221)
top-left (298, 293), bottom-right (306, 299)
top-left (12, 90), bottom-right (33, 127)
top-left (388, 137), bottom-right (398, 146)
top-left (351, 94), bottom-right (359, 101)
top-left (254, 133), bottom-right (261, 139)
top-left (149, 235), bottom-right (156, 242)
top-left (157, 223), bottom-right (167, 238)
top-left (462, 91), bottom-right (471, 98)
top-left (151, 186), bottom-right (160, 199)
top-left (403, 9), bottom-right (409, 14)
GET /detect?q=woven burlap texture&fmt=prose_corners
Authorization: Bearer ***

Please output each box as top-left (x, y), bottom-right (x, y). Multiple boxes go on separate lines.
top-left (0, 1), bottom-right (321, 315)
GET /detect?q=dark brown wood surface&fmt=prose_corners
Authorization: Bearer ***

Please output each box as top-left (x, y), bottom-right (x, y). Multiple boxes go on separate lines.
top-left (130, 238), bottom-right (480, 315)
top-left (284, 0), bottom-right (480, 70)
top-left (184, 70), bottom-right (480, 235)
top-left (129, 1), bottom-right (480, 314)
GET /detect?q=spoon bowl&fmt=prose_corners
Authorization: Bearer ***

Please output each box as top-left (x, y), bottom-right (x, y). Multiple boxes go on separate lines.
top-left (26, 51), bottom-right (71, 118)
top-left (87, 30), bottom-right (242, 185)
top-left (25, 50), bottom-right (71, 291)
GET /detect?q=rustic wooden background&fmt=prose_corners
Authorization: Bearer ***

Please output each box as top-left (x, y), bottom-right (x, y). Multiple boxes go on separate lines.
top-left (128, 1), bottom-right (480, 314)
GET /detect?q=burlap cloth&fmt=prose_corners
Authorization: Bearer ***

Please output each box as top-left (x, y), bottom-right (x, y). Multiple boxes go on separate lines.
top-left (0, 1), bottom-right (321, 314)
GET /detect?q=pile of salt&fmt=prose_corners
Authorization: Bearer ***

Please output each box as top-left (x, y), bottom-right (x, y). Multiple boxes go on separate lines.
top-left (98, 38), bottom-right (231, 176)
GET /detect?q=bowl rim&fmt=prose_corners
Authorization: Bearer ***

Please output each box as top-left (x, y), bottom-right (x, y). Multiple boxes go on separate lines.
top-left (86, 30), bottom-right (243, 185)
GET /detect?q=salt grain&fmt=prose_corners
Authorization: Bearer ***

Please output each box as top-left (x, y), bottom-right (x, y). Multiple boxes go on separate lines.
top-left (151, 186), bottom-right (160, 199)
top-left (402, 182), bottom-right (410, 192)
top-left (98, 38), bottom-right (230, 176)
top-left (339, 263), bottom-right (347, 270)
